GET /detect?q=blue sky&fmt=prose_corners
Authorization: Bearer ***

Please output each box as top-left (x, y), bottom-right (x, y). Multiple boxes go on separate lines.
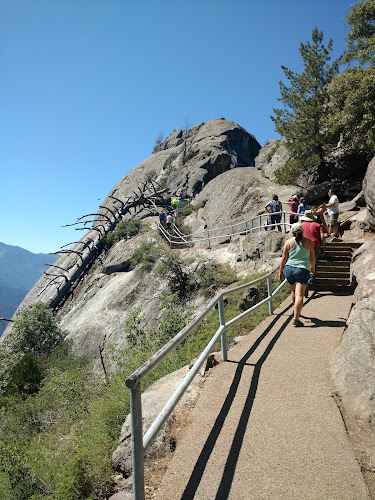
top-left (1, 0), bottom-right (354, 254)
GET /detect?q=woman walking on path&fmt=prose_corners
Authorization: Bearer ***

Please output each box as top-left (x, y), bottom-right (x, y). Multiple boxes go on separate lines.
top-left (279, 223), bottom-right (316, 327)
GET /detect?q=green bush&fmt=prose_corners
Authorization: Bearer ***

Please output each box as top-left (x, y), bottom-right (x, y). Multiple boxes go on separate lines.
top-left (131, 242), bottom-right (158, 273)
top-left (102, 219), bottom-right (142, 249)
top-left (184, 149), bottom-right (198, 162)
top-left (197, 262), bottom-right (238, 297)
top-left (5, 353), bottom-right (43, 398)
top-left (13, 303), bottom-right (65, 358)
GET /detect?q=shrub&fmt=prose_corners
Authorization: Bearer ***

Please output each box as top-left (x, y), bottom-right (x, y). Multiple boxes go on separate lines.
top-left (12, 303), bottom-right (65, 358)
top-left (5, 353), bottom-right (43, 398)
top-left (184, 149), bottom-right (199, 162)
top-left (197, 262), bottom-right (238, 297)
top-left (156, 252), bottom-right (195, 300)
top-left (131, 242), bottom-right (158, 273)
top-left (102, 219), bottom-right (142, 249)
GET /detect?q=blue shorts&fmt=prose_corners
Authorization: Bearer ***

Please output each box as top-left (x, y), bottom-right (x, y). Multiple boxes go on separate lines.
top-left (284, 265), bottom-right (310, 285)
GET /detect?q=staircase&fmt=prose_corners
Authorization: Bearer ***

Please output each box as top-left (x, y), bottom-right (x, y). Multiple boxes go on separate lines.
top-left (309, 241), bottom-right (362, 292)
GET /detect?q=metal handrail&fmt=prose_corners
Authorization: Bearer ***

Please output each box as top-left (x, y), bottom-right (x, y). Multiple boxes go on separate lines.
top-left (158, 211), bottom-right (299, 248)
top-left (126, 269), bottom-right (288, 499)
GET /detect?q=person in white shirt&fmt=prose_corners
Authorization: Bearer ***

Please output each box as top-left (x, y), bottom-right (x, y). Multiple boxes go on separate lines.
top-left (325, 188), bottom-right (339, 237)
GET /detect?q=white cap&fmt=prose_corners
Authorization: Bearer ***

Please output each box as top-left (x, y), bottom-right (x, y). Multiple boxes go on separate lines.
top-left (291, 222), bottom-right (303, 233)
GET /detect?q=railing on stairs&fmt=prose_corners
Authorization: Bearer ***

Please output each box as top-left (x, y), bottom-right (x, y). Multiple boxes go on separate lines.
top-left (125, 269), bottom-right (288, 500)
top-left (159, 211), bottom-right (298, 248)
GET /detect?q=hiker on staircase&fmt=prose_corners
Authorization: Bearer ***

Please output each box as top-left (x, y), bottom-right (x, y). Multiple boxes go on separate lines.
top-left (300, 210), bottom-right (325, 287)
top-left (325, 188), bottom-right (340, 239)
top-left (279, 222), bottom-right (316, 327)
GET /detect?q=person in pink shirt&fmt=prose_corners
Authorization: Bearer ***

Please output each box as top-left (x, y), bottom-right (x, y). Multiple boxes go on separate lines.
top-left (301, 210), bottom-right (325, 286)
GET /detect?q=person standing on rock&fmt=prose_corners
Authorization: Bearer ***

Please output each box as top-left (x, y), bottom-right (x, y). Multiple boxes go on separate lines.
top-left (279, 222), bottom-right (316, 327)
top-left (265, 194), bottom-right (283, 231)
top-left (325, 188), bottom-right (340, 238)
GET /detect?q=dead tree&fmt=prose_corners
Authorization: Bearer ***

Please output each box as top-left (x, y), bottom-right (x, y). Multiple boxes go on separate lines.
top-left (39, 178), bottom-right (168, 310)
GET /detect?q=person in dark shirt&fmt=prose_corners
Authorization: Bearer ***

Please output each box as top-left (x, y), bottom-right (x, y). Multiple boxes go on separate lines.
top-left (265, 194), bottom-right (283, 231)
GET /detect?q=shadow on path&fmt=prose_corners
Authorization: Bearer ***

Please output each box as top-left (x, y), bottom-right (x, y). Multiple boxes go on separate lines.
top-left (303, 317), bottom-right (347, 328)
top-left (181, 302), bottom-right (294, 500)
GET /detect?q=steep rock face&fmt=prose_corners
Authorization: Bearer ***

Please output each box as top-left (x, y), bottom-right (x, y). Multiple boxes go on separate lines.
top-left (254, 138), bottom-right (289, 182)
top-left (363, 156), bottom-right (375, 229)
top-left (58, 232), bottom-right (168, 357)
top-left (1, 119), bottom-right (262, 345)
top-left (184, 167), bottom-right (297, 233)
top-left (99, 119), bottom-right (262, 218)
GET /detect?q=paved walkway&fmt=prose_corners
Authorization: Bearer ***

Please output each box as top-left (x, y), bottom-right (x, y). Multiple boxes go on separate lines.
top-left (155, 291), bottom-right (371, 500)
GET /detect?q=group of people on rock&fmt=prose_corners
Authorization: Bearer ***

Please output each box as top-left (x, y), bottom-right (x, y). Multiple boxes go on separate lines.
top-left (279, 188), bottom-right (340, 327)
top-left (159, 207), bottom-right (174, 232)
top-left (159, 190), bottom-right (186, 233)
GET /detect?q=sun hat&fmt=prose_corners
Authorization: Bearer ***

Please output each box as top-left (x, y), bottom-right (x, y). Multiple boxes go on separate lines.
top-left (300, 210), bottom-right (317, 222)
top-left (291, 222), bottom-right (304, 233)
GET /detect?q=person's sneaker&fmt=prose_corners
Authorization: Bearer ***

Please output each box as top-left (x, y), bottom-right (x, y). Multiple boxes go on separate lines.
top-left (293, 319), bottom-right (304, 327)
top-left (331, 236), bottom-right (343, 242)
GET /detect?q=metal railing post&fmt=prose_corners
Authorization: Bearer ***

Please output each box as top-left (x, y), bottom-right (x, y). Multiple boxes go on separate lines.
top-left (283, 212), bottom-right (286, 233)
top-left (259, 215), bottom-right (262, 232)
top-left (245, 221), bottom-right (248, 235)
top-left (251, 218), bottom-right (254, 231)
top-left (130, 382), bottom-right (145, 500)
top-left (267, 277), bottom-right (273, 315)
top-left (207, 230), bottom-right (211, 249)
top-left (218, 297), bottom-right (227, 361)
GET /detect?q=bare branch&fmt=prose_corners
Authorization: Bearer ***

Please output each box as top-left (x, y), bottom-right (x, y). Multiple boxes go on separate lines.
top-left (109, 195), bottom-right (125, 208)
top-left (49, 249), bottom-right (84, 264)
top-left (76, 213), bottom-right (112, 223)
top-left (99, 205), bottom-right (117, 219)
top-left (44, 263), bottom-right (70, 273)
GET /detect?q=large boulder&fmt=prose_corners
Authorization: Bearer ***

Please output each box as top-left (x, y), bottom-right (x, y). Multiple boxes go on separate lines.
top-left (254, 139), bottom-right (289, 181)
top-left (331, 238), bottom-right (375, 434)
top-left (186, 167), bottom-right (298, 233)
top-left (101, 119), bottom-right (262, 216)
top-left (363, 155), bottom-right (375, 229)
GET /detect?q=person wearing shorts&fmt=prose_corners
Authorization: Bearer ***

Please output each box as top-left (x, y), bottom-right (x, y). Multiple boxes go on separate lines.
top-left (325, 188), bottom-right (339, 237)
top-left (279, 223), bottom-right (316, 327)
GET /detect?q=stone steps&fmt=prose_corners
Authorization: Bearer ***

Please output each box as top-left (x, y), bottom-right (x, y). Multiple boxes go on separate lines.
top-left (309, 241), bottom-right (361, 292)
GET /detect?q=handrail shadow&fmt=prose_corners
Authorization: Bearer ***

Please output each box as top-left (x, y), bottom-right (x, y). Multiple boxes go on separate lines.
top-left (181, 302), bottom-right (294, 500)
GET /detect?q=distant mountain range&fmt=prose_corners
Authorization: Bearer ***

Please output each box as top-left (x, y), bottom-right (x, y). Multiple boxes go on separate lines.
top-left (0, 242), bottom-right (56, 335)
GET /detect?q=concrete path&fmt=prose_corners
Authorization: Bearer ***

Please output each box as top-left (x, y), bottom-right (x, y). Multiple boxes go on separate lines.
top-left (155, 291), bottom-right (370, 500)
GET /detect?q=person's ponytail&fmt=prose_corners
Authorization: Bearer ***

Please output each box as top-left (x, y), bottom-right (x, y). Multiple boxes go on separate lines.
top-left (295, 231), bottom-right (304, 244)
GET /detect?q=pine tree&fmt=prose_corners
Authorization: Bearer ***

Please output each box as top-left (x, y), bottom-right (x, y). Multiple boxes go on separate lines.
top-left (271, 27), bottom-right (339, 184)
top-left (343, 0), bottom-right (375, 67)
